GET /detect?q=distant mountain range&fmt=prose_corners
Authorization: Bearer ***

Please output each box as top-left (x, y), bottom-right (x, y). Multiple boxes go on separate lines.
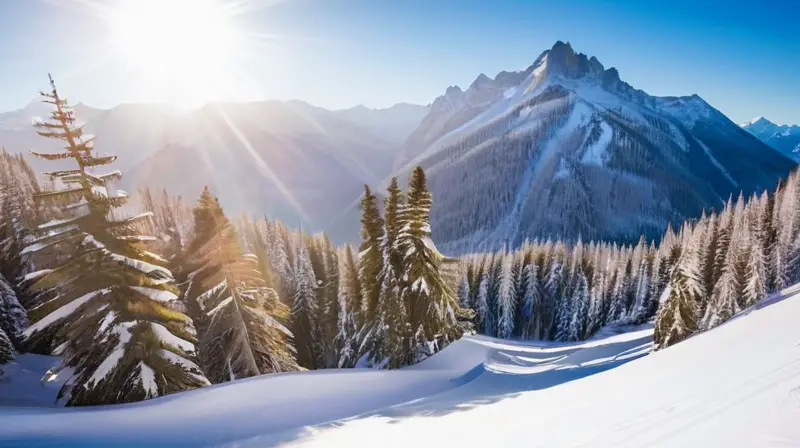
top-left (0, 42), bottom-right (793, 253)
top-left (0, 99), bottom-right (428, 232)
top-left (740, 117), bottom-right (800, 161)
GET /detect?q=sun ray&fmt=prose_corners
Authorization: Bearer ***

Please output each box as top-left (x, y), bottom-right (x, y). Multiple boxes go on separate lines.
top-left (216, 108), bottom-right (310, 223)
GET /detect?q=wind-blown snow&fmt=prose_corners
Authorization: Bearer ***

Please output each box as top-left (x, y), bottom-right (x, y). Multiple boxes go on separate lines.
top-left (110, 253), bottom-right (171, 277)
top-left (21, 269), bottom-right (52, 282)
top-left (2, 286), bottom-right (799, 447)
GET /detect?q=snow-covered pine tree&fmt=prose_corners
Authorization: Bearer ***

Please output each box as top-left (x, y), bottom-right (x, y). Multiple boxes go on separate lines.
top-left (398, 167), bottom-right (471, 359)
top-left (356, 185), bottom-right (384, 359)
top-left (0, 325), bottom-right (12, 374)
top-left (0, 150), bottom-right (40, 279)
top-left (485, 253), bottom-right (504, 337)
top-left (271, 222), bottom-right (296, 303)
top-left (496, 255), bottom-right (516, 339)
top-left (567, 266), bottom-right (590, 341)
top-left (654, 228), bottom-right (703, 350)
top-left (475, 271), bottom-right (489, 335)
top-left (457, 273), bottom-right (471, 311)
top-left (321, 235), bottom-right (342, 368)
top-left (0, 274), bottom-right (27, 349)
top-left (627, 251), bottom-right (652, 324)
top-left (519, 261), bottom-right (542, 339)
top-left (22, 76), bottom-right (209, 405)
top-left (303, 235), bottom-right (328, 369)
top-left (744, 235), bottom-right (768, 308)
top-left (291, 237), bottom-right (320, 369)
top-left (702, 214), bottom-right (744, 330)
top-left (337, 245), bottom-right (361, 368)
top-left (586, 246), bottom-right (608, 333)
top-left (179, 187), bottom-right (298, 383)
top-left (239, 215), bottom-right (278, 290)
top-left (369, 177), bottom-right (409, 368)
top-left (548, 242), bottom-right (568, 340)
top-left (510, 249), bottom-right (527, 339)
top-left (606, 251), bottom-right (630, 324)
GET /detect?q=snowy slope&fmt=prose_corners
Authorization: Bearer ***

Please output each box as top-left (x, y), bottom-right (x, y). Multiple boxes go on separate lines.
top-left (2, 283), bottom-right (799, 447)
top-left (392, 41), bottom-right (794, 253)
top-left (741, 116), bottom-right (800, 162)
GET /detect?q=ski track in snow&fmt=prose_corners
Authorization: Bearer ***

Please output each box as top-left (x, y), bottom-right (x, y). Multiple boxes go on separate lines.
top-left (2, 287), bottom-right (800, 447)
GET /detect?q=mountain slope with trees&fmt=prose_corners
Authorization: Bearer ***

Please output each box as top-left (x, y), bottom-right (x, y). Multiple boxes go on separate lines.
top-left (391, 41), bottom-right (795, 254)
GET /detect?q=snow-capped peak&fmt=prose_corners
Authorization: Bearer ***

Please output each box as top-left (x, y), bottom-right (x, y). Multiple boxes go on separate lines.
top-left (740, 116), bottom-right (773, 127)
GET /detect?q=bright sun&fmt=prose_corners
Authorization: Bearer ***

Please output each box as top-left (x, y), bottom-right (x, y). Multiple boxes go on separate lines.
top-left (106, 0), bottom-right (244, 108)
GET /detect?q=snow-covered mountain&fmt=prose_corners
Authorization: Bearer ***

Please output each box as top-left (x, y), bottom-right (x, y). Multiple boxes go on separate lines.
top-left (741, 116), bottom-right (800, 161)
top-left (2, 282), bottom-right (799, 446)
top-left (391, 41), bottom-right (794, 253)
top-left (0, 100), bottom-right (423, 234)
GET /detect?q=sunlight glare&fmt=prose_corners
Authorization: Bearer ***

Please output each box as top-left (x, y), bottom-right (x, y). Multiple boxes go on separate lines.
top-left (108, 0), bottom-right (244, 108)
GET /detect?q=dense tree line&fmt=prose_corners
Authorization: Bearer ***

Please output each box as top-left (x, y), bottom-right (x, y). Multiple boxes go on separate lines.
top-left (455, 169), bottom-right (800, 351)
top-left (457, 235), bottom-right (662, 342)
top-left (0, 150), bottom-right (38, 366)
top-left (654, 172), bottom-right (800, 349)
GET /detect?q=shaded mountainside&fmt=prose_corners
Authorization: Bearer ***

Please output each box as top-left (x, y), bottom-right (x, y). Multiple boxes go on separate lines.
top-left (389, 41), bottom-right (794, 254)
top-left (741, 116), bottom-right (800, 162)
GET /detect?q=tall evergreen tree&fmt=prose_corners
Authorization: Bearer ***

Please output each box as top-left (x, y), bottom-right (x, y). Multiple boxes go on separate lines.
top-left (321, 235), bottom-right (342, 368)
top-left (337, 245), bottom-right (361, 368)
top-left (369, 177), bottom-right (409, 367)
top-left (654, 232), bottom-right (703, 350)
top-left (496, 255), bottom-right (516, 339)
top-left (22, 76), bottom-right (209, 405)
top-left (291, 238), bottom-right (320, 369)
top-left (179, 187), bottom-right (298, 383)
top-left (568, 266), bottom-right (590, 341)
top-left (357, 185), bottom-right (384, 358)
top-left (520, 262), bottom-right (542, 339)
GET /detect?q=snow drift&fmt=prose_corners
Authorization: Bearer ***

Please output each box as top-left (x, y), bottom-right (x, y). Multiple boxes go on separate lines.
top-left (1, 284), bottom-right (799, 447)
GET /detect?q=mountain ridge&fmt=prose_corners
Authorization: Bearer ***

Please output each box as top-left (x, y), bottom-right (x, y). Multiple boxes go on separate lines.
top-left (741, 116), bottom-right (800, 161)
top-left (384, 41), bottom-right (794, 254)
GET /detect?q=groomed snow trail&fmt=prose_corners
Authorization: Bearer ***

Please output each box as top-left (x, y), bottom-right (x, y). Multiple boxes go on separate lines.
top-left (1, 286), bottom-right (799, 447)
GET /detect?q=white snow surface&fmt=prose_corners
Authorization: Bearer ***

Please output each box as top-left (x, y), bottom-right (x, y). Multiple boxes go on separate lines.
top-left (139, 362), bottom-right (158, 398)
top-left (130, 286), bottom-right (178, 303)
top-left (2, 285), bottom-right (799, 447)
top-left (150, 322), bottom-right (195, 354)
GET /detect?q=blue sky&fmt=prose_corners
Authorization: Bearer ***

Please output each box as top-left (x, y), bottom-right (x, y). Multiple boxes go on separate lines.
top-left (0, 0), bottom-right (798, 124)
